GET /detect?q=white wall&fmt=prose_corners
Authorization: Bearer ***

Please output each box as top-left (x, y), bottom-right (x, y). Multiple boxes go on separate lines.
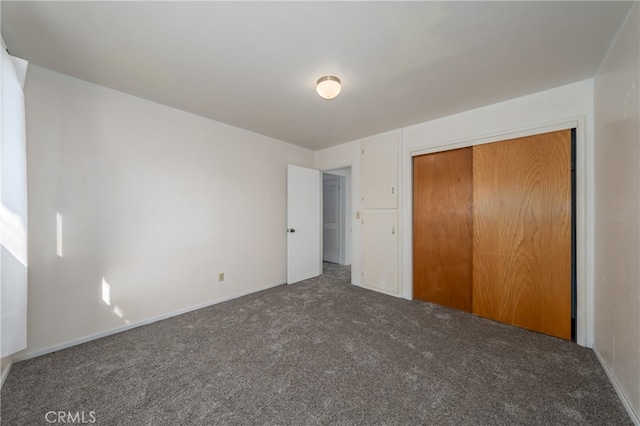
top-left (18, 65), bottom-right (313, 359)
top-left (593, 3), bottom-right (640, 421)
top-left (315, 141), bottom-right (360, 284)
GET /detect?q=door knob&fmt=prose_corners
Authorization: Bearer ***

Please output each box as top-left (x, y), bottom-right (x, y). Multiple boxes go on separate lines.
top-left (287, 228), bottom-right (296, 233)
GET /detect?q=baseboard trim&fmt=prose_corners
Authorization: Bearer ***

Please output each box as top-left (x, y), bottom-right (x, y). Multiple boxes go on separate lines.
top-left (352, 282), bottom-right (403, 299)
top-left (593, 345), bottom-right (640, 425)
top-left (1, 358), bottom-right (13, 388)
top-left (13, 281), bottom-right (285, 363)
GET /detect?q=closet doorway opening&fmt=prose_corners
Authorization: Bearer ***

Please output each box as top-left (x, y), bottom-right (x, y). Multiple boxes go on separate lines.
top-left (412, 129), bottom-right (577, 341)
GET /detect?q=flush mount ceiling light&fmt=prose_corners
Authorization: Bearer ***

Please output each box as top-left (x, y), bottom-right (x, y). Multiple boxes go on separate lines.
top-left (316, 75), bottom-right (342, 100)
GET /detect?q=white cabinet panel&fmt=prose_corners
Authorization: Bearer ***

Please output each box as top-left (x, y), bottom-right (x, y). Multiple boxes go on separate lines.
top-left (362, 133), bottom-right (398, 209)
top-left (361, 212), bottom-right (399, 294)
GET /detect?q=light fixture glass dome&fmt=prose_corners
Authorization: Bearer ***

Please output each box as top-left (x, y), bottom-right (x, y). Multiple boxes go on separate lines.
top-left (316, 75), bottom-right (341, 100)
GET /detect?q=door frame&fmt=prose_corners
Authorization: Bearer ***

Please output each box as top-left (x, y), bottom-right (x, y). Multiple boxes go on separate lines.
top-left (322, 173), bottom-right (345, 264)
top-left (403, 116), bottom-right (589, 346)
top-left (319, 162), bottom-right (354, 277)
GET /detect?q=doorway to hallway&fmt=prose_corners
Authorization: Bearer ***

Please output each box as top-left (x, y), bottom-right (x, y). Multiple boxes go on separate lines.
top-left (322, 168), bottom-right (351, 269)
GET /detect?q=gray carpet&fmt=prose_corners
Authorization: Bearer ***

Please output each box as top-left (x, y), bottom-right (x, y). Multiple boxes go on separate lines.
top-left (1, 263), bottom-right (632, 425)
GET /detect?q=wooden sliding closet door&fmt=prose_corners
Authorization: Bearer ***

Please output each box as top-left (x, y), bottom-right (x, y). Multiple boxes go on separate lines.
top-left (413, 148), bottom-right (473, 312)
top-left (472, 130), bottom-right (572, 339)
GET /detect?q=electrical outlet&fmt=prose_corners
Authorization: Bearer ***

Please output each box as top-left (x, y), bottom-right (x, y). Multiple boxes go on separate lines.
top-left (218, 272), bottom-right (225, 282)
top-left (356, 211), bottom-right (361, 219)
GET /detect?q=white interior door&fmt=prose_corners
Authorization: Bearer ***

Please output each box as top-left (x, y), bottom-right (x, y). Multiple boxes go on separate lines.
top-left (323, 175), bottom-right (341, 264)
top-left (287, 165), bottom-right (321, 284)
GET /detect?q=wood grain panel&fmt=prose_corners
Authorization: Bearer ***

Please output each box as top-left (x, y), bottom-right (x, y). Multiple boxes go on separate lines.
top-left (413, 148), bottom-right (473, 312)
top-left (472, 130), bottom-right (572, 339)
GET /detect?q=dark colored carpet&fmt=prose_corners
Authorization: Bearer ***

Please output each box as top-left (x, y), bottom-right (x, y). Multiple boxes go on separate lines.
top-left (1, 263), bottom-right (631, 425)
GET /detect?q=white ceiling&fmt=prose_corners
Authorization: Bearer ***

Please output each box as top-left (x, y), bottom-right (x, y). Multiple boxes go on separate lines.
top-left (1, 1), bottom-right (633, 151)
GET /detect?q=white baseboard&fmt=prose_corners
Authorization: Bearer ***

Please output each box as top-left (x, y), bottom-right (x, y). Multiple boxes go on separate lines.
top-left (352, 282), bottom-right (403, 299)
top-left (1, 358), bottom-right (13, 389)
top-left (593, 345), bottom-right (640, 425)
top-left (13, 281), bottom-right (285, 363)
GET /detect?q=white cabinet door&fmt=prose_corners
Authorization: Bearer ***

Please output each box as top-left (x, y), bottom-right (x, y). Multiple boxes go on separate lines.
top-left (362, 133), bottom-right (399, 209)
top-left (361, 212), bottom-right (398, 294)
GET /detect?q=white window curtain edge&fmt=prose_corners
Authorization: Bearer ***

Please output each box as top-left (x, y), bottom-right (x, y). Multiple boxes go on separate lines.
top-left (1, 37), bottom-right (29, 358)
